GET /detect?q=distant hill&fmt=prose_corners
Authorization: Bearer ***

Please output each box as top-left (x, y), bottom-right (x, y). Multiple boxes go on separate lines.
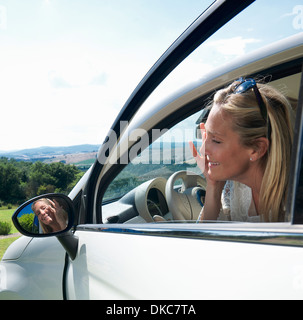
top-left (0, 144), bottom-right (100, 162)
top-left (0, 141), bottom-right (195, 164)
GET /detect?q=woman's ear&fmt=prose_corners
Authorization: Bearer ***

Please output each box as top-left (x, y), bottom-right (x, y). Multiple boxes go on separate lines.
top-left (249, 137), bottom-right (269, 161)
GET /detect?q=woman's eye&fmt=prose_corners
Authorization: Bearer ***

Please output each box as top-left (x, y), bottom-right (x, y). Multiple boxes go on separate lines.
top-left (212, 139), bottom-right (221, 144)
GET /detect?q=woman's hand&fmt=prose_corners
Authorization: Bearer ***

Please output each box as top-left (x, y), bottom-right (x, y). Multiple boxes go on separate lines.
top-left (189, 123), bottom-right (212, 182)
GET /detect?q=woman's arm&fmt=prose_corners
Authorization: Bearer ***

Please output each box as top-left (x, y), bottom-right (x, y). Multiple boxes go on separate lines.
top-left (199, 182), bottom-right (224, 221)
top-left (189, 123), bottom-right (225, 221)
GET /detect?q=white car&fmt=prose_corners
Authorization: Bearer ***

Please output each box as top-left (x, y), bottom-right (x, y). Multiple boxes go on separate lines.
top-left (1, 0), bottom-right (303, 301)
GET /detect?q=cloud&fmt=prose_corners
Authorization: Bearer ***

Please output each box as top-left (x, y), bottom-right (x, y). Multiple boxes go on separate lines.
top-left (48, 73), bottom-right (73, 88)
top-left (90, 72), bottom-right (108, 86)
top-left (206, 36), bottom-right (261, 56)
top-left (47, 57), bottom-right (110, 89)
top-left (48, 71), bottom-right (108, 89)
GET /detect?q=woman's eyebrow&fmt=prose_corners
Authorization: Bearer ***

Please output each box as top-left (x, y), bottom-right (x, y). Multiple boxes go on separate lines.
top-left (205, 127), bottom-right (224, 137)
top-left (204, 122), bottom-right (225, 137)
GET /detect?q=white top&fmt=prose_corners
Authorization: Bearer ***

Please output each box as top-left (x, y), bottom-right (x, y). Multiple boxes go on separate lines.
top-left (218, 180), bottom-right (260, 222)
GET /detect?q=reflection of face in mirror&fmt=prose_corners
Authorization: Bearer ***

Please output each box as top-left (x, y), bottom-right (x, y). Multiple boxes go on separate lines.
top-left (31, 198), bottom-right (68, 234)
top-left (16, 197), bottom-right (69, 235)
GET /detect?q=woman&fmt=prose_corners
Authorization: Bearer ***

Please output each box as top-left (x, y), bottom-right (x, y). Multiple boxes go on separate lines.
top-left (190, 78), bottom-right (294, 222)
top-left (32, 198), bottom-right (67, 233)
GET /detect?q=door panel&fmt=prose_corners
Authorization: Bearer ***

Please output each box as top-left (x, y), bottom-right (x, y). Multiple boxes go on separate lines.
top-left (66, 230), bottom-right (303, 299)
top-left (1, 237), bottom-right (66, 300)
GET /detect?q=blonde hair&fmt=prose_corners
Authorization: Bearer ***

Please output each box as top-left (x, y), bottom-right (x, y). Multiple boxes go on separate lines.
top-left (211, 79), bottom-right (294, 222)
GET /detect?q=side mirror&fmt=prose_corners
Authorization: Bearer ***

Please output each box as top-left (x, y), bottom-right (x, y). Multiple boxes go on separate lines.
top-left (12, 194), bottom-right (75, 237)
top-left (12, 193), bottom-right (78, 260)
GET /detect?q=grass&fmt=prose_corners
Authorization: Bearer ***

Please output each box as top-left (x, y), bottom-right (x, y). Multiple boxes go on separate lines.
top-left (0, 237), bottom-right (20, 260)
top-left (0, 207), bottom-right (20, 260)
top-left (0, 207), bottom-right (18, 234)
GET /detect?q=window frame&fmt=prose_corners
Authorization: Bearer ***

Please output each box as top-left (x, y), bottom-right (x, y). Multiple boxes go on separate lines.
top-left (77, 222), bottom-right (303, 248)
top-left (288, 63), bottom-right (303, 224)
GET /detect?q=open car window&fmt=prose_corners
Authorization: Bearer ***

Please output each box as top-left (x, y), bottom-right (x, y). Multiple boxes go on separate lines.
top-left (99, 1), bottom-right (303, 224)
top-left (101, 71), bottom-right (302, 225)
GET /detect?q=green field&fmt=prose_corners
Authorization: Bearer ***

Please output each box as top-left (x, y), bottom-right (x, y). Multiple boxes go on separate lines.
top-left (0, 207), bottom-right (20, 260)
top-left (0, 207), bottom-right (18, 234)
top-left (0, 236), bottom-right (20, 260)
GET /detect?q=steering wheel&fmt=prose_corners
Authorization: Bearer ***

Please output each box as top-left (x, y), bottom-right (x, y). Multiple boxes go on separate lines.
top-left (165, 170), bottom-right (207, 221)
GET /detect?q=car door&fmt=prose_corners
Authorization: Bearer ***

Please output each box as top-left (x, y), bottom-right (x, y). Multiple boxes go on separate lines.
top-left (66, 67), bottom-right (303, 300)
top-left (65, 1), bottom-right (303, 300)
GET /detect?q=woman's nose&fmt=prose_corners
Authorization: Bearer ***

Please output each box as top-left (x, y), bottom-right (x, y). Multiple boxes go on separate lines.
top-left (203, 136), bottom-right (211, 156)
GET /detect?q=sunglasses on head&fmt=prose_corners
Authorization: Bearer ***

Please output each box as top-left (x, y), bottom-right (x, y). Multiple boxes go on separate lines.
top-left (233, 77), bottom-right (271, 141)
top-left (196, 78), bottom-right (272, 141)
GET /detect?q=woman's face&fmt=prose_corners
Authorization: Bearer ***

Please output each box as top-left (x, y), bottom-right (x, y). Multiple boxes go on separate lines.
top-left (33, 200), bottom-right (55, 225)
top-left (204, 104), bottom-right (253, 182)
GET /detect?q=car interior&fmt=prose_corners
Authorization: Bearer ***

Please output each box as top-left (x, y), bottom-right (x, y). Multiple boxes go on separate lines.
top-left (100, 67), bottom-right (302, 225)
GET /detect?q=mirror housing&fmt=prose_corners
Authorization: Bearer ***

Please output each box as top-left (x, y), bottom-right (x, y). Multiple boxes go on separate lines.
top-left (12, 193), bottom-right (78, 260)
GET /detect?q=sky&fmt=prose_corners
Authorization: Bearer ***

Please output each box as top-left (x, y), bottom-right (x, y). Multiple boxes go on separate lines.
top-left (0, 0), bottom-right (302, 151)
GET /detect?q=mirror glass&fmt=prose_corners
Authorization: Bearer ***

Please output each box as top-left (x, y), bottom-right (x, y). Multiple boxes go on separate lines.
top-left (13, 194), bottom-right (74, 236)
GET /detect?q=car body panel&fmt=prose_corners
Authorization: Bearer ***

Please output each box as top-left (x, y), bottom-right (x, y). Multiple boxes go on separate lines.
top-left (0, 237), bottom-right (66, 300)
top-left (66, 229), bottom-right (303, 299)
top-left (1, 236), bottom-right (32, 261)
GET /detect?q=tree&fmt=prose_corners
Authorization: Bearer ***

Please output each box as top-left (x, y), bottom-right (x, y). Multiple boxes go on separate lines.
top-left (28, 161), bottom-right (81, 197)
top-left (0, 158), bottom-right (82, 204)
top-left (0, 160), bottom-right (26, 203)
top-left (48, 162), bottom-right (79, 191)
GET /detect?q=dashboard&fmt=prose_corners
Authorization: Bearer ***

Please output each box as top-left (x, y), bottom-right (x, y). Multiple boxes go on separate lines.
top-left (147, 188), bottom-right (169, 218)
top-left (102, 177), bottom-right (172, 223)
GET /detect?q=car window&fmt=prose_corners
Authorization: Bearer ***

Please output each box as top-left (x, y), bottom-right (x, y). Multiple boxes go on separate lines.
top-left (100, 1), bottom-right (303, 224)
top-left (103, 111), bottom-right (202, 202)
top-left (294, 138), bottom-right (303, 222)
top-left (101, 68), bottom-right (302, 224)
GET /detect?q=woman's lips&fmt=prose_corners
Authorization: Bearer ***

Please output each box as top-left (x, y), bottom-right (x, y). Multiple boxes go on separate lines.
top-left (207, 156), bottom-right (220, 167)
top-left (209, 162), bottom-right (220, 167)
